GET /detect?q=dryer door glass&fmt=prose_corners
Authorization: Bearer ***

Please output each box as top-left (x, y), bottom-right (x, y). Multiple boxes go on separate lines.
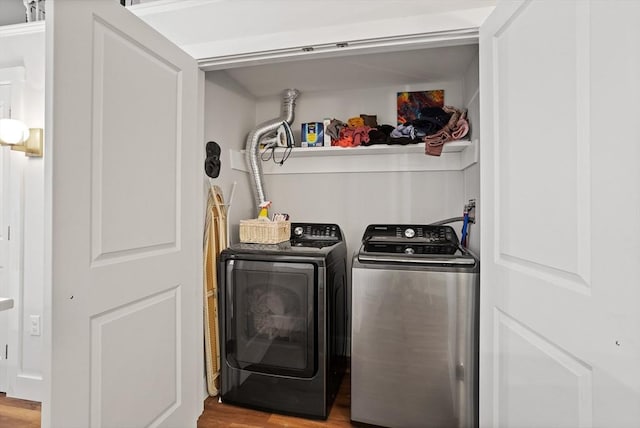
top-left (226, 260), bottom-right (317, 378)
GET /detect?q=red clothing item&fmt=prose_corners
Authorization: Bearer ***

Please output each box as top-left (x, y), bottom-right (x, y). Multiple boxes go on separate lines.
top-left (332, 125), bottom-right (372, 147)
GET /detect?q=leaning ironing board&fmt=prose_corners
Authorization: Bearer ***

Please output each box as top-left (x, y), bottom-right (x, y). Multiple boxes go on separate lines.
top-left (203, 185), bottom-right (227, 396)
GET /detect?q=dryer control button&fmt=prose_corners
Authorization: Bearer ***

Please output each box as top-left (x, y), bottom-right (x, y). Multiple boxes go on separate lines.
top-left (404, 228), bottom-right (416, 238)
top-left (294, 226), bottom-right (304, 237)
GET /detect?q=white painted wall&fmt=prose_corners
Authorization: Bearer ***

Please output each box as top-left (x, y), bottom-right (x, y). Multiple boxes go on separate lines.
top-left (267, 171), bottom-right (464, 256)
top-left (463, 51), bottom-right (480, 255)
top-left (0, 24), bottom-right (45, 401)
top-left (204, 71), bottom-right (258, 236)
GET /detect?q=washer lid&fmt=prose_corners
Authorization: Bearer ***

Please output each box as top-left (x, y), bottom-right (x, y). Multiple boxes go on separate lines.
top-left (357, 248), bottom-right (477, 266)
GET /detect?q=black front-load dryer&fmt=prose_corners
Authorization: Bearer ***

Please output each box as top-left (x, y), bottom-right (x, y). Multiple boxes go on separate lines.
top-left (218, 223), bottom-right (347, 420)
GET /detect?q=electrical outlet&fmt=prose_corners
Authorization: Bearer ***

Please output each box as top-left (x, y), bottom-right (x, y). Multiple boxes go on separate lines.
top-left (30, 315), bottom-right (41, 336)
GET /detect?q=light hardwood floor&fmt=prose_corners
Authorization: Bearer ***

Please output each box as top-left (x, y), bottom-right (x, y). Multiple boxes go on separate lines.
top-left (0, 373), bottom-right (353, 427)
top-left (0, 392), bottom-right (41, 428)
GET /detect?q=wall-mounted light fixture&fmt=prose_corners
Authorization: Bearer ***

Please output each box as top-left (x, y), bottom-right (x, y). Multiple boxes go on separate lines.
top-left (0, 118), bottom-right (43, 157)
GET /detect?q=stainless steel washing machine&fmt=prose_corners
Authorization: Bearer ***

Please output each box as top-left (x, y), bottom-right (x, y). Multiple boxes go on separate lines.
top-left (351, 224), bottom-right (479, 428)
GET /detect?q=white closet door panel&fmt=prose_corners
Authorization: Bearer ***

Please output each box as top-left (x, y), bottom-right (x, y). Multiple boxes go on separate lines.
top-left (495, 1), bottom-right (583, 277)
top-left (45, 1), bottom-right (202, 427)
top-left (480, 1), bottom-right (640, 427)
top-left (92, 19), bottom-right (180, 259)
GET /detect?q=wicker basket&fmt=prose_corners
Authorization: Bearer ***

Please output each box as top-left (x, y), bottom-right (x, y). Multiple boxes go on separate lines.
top-left (239, 219), bottom-right (291, 244)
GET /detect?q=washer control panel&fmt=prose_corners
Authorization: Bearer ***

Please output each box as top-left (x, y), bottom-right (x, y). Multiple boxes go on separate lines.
top-left (291, 223), bottom-right (343, 241)
top-left (363, 224), bottom-right (457, 245)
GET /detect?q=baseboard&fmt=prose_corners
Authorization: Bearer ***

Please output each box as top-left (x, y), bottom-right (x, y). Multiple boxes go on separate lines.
top-left (8, 373), bottom-right (42, 402)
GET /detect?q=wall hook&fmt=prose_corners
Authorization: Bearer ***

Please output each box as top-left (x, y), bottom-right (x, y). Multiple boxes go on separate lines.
top-left (204, 141), bottom-right (221, 178)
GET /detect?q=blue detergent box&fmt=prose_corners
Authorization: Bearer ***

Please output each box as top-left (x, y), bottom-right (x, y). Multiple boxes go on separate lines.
top-left (301, 122), bottom-right (324, 147)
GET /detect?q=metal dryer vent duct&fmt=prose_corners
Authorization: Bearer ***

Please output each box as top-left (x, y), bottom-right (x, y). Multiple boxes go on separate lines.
top-left (245, 88), bottom-right (300, 213)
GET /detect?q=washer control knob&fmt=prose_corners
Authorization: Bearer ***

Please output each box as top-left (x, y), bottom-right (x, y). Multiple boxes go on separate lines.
top-left (293, 226), bottom-right (304, 237)
top-left (404, 228), bottom-right (416, 238)
top-left (404, 247), bottom-right (415, 255)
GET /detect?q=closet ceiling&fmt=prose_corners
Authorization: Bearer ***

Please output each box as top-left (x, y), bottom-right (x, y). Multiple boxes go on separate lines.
top-left (224, 44), bottom-right (479, 98)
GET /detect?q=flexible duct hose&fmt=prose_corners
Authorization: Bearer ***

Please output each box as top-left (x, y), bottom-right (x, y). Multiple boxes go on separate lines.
top-left (245, 88), bottom-right (300, 212)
